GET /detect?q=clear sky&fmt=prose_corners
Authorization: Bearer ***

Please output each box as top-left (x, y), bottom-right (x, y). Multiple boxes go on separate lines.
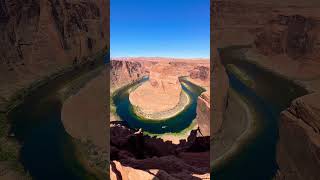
top-left (110, 0), bottom-right (210, 58)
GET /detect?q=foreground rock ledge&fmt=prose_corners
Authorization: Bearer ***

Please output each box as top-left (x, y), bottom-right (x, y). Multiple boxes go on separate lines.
top-left (110, 124), bottom-right (210, 180)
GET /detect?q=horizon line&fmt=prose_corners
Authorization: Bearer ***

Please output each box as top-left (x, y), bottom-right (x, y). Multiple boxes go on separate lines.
top-left (110, 56), bottom-right (210, 60)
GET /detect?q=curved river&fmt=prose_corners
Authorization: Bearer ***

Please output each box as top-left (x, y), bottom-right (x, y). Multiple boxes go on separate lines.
top-left (113, 77), bottom-right (205, 134)
top-left (8, 62), bottom-right (105, 180)
top-left (213, 46), bottom-right (308, 180)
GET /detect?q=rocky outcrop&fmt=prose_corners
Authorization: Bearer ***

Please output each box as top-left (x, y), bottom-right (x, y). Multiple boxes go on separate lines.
top-left (212, 0), bottom-right (320, 178)
top-left (254, 14), bottom-right (320, 59)
top-left (0, 0), bottom-right (108, 108)
top-left (110, 124), bottom-right (210, 180)
top-left (110, 60), bottom-right (147, 90)
top-left (275, 93), bottom-right (320, 180)
top-left (196, 92), bottom-right (210, 136)
top-left (211, 48), bottom-right (229, 136)
top-left (129, 63), bottom-right (182, 114)
top-left (190, 66), bottom-right (210, 81)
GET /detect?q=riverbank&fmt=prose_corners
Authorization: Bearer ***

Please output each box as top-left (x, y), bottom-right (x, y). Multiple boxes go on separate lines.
top-left (0, 63), bottom-right (85, 179)
top-left (214, 46), bottom-right (312, 179)
top-left (110, 77), bottom-right (147, 122)
top-left (132, 87), bottom-right (190, 121)
top-left (0, 51), bottom-right (107, 179)
top-left (143, 119), bottom-right (198, 144)
top-left (223, 46), bottom-right (317, 93)
top-left (211, 88), bottom-right (255, 168)
top-left (61, 68), bottom-right (108, 178)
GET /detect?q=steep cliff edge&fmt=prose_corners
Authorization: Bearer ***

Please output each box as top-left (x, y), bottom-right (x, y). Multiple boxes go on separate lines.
top-left (212, 0), bottom-right (320, 178)
top-left (196, 91), bottom-right (210, 136)
top-left (110, 60), bottom-right (147, 91)
top-left (0, 0), bottom-right (108, 109)
top-left (275, 93), bottom-right (320, 180)
top-left (188, 64), bottom-right (211, 137)
top-left (0, 0), bottom-right (109, 178)
top-left (109, 125), bottom-right (210, 180)
top-left (211, 48), bottom-right (229, 136)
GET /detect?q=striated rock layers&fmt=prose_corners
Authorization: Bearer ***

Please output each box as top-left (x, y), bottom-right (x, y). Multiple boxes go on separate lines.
top-left (110, 124), bottom-right (210, 180)
top-left (188, 64), bottom-right (211, 137)
top-left (275, 93), bottom-right (320, 180)
top-left (213, 0), bottom-right (320, 178)
top-left (0, 0), bottom-right (109, 109)
top-left (110, 60), bottom-right (147, 91)
top-left (212, 0), bottom-right (320, 84)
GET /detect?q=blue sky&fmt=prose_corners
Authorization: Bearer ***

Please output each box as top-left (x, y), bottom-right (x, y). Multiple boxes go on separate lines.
top-left (110, 0), bottom-right (210, 58)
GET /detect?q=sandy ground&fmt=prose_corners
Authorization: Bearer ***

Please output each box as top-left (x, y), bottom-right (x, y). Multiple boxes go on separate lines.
top-left (62, 70), bottom-right (108, 149)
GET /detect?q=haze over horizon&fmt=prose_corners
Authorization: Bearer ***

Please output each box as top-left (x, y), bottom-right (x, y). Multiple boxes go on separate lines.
top-left (111, 0), bottom-right (210, 58)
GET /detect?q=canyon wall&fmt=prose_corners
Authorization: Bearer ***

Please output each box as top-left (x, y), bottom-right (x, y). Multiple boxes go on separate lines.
top-left (211, 48), bottom-right (229, 136)
top-left (211, 0), bottom-right (230, 137)
top-left (110, 60), bottom-right (147, 91)
top-left (196, 91), bottom-right (210, 136)
top-left (188, 64), bottom-right (211, 137)
top-left (0, 0), bottom-right (108, 110)
top-left (212, 0), bottom-right (320, 178)
top-left (275, 93), bottom-right (320, 180)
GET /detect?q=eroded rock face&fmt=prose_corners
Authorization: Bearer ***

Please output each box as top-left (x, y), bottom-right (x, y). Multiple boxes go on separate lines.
top-left (275, 93), bottom-right (320, 180)
top-left (110, 60), bottom-right (147, 90)
top-left (254, 14), bottom-right (320, 60)
top-left (0, 0), bottom-right (108, 106)
top-left (211, 48), bottom-right (229, 136)
top-left (212, 0), bottom-right (320, 178)
top-left (190, 66), bottom-right (210, 81)
top-left (110, 124), bottom-right (210, 180)
top-left (196, 92), bottom-right (210, 136)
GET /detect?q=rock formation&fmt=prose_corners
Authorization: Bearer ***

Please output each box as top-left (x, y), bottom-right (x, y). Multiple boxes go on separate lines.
top-left (196, 91), bottom-right (210, 136)
top-left (110, 58), bottom-right (210, 179)
top-left (109, 124), bottom-right (210, 180)
top-left (0, 0), bottom-right (109, 109)
top-left (212, 0), bottom-right (320, 178)
top-left (0, 0), bottom-right (109, 178)
top-left (188, 64), bottom-right (211, 137)
top-left (129, 63), bottom-right (182, 115)
top-left (275, 93), bottom-right (320, 180)
top-left (110, 60), bottom-right (147, 91)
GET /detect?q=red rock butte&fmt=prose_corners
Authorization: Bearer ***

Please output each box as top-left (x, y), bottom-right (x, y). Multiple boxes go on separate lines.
top-left (129, 62), bottom-right (183, 114)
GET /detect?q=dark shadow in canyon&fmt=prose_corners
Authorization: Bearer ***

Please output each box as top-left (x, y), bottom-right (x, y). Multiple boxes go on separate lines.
top-left (110, 124), bottom-right (210, 179)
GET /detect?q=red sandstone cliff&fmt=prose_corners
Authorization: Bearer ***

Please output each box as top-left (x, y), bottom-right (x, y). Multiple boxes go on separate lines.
top-left (196, 91), bottom-right (210, 137)
top-left (110, 60), bottom-right (147, 90)
top-left (0, 0), bottom-right (108, 109)
top-left (212, 0), bottom-right (320, 178)
top-left (275, 93), bottom-right (320, 180)
top-left (109, 125), bottom-right (210, 180)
